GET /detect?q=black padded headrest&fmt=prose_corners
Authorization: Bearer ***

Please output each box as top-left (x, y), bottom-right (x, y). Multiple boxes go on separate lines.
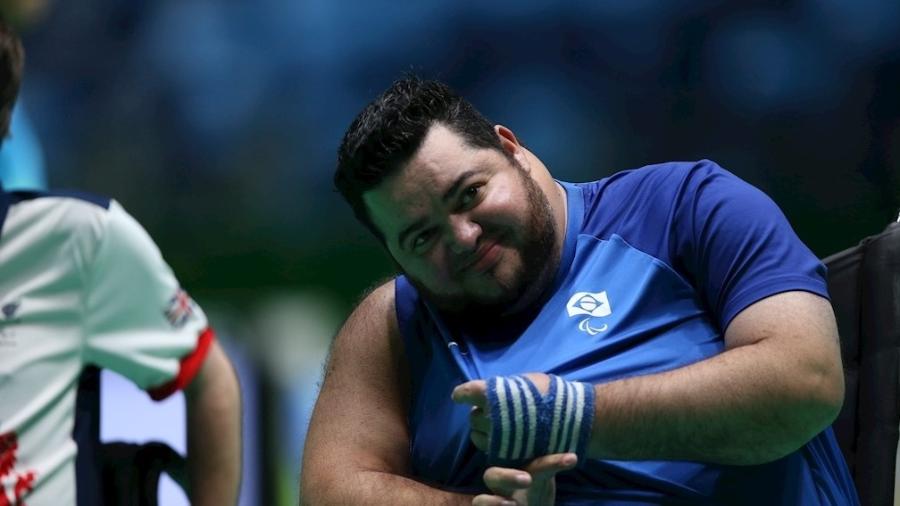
top-left (824, 221), bottom-right (900, 506)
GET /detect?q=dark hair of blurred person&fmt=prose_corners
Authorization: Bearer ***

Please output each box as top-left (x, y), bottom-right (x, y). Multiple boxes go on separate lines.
top-left (0, 16), bottom-right (23, 140)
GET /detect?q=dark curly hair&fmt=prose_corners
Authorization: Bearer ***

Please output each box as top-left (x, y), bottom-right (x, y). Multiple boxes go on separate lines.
top-left (334, 77), bottom-right (506, 241)
top-left (0, 17), bottom-right (23, 144)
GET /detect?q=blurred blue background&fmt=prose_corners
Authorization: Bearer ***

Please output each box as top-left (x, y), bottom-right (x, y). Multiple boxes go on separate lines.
top-left (3, 0), bottom-right (899, 504)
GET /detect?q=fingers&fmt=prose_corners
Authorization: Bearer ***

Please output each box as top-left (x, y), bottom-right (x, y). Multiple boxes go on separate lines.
top-left (472, 495), bottom-right (517, 506)
top-left (451, 380), bottom-right (488, 407)
top-left (455, 380), bottom-right (491, 451)
top-left (478, 455), bottom-right (575, 506)
top-left (523, 453), bottom-right (578, 481)
top-left (482, 467), bottom-right (532, 497)
top-left (481, 454), bottom-right (575, 496)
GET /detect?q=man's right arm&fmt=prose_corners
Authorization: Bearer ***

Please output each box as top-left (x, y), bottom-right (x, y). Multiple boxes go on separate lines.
top-left (300, 280), bottom-right (472, 506)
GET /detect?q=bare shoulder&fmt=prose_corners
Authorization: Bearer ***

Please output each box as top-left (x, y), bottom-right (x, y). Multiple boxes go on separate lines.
top-left (330, 278), bottom-right (399, 357)
top-left (348, 278), bottom-right (398, 330)
top-left (321, 277), bottom-right (406, 392)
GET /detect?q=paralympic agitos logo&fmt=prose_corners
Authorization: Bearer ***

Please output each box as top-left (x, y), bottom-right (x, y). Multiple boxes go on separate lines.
top-left (565, 291), bottom-right (612, 336)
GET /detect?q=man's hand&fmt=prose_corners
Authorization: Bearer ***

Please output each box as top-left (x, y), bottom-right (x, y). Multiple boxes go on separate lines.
top-left (473, 453), bottom-right (577, 506)
top-left (451, 373), bottom-right (550, 452)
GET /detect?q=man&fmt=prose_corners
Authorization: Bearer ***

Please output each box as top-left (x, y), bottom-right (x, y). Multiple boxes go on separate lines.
top-left (301, 77), bottom-right (859, 505)
top-left (0, 20), bottom-right (241, 505)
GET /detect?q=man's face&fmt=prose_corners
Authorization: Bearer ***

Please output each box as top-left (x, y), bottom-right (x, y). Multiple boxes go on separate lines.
top-left (363, 124), bottom-right (558, 318)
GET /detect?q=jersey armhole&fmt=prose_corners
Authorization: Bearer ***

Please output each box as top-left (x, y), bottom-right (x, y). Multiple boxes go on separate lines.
top-left (147, 327), bottom-right (216, 401)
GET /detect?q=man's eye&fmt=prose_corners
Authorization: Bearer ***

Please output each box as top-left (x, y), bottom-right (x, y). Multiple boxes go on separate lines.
top-left (412, 229), bottom-right (436, 250)
top-left (459, 185), bottom-right (482, 208)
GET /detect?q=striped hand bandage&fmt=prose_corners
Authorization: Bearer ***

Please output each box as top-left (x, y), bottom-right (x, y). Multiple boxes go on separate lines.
top-left (485, 374), bottom-right (595, 466)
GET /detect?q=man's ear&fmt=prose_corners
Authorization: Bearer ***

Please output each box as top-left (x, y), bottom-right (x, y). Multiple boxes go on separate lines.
top-left (494, 125), bottom-right (530, 171)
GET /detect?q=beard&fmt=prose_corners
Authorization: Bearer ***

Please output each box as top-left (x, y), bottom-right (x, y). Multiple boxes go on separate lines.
top-left (406, 167), bottom-right (560, 324)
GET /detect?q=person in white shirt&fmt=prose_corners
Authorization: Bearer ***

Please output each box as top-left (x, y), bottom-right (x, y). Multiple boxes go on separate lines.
top-left (0, 18), bottom-right (242, 505)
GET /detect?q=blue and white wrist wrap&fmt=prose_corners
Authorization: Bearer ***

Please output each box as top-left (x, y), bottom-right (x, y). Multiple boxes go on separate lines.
top-left (485, 374), bottom-right (594, 466)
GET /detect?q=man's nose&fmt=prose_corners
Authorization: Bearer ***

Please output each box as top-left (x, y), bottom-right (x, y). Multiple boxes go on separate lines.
top-left (446, 215), bottom-right (480, 255)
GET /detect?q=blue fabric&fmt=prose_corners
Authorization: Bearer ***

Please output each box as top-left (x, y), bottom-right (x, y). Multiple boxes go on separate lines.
top-left (1, 182), bottom-right (111, 238)
top-left (8, 188), bottom-right (111, 209)
top-left (395, 160), bottom-right (858, 504)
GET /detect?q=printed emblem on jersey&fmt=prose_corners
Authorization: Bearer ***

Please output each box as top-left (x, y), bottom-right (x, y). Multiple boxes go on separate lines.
top-left (2, 301), bottom-right (19, 320)
top-left (0, 431), bottom-right (37, 504)
top-left (566, 291), bottom-right (612, 335)
top-left (0, 300), bottom-right (21, 346)
top-left (164, 289), bottom-right (197, 328)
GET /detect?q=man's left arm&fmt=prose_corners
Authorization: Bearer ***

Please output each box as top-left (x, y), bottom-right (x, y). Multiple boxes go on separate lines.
top-left (584, 162), bottom-right (844, 465)
top-left (586, 289), bottom-right (843, 465)
top-left (183, 339), bottom-right (242, 505)
top-left (455, 290), bottom-right (843, 466)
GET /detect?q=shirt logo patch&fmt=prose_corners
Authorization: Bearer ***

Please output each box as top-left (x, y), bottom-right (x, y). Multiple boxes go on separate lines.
top-left (0, 431), bottom-right (37, 504)
top-left (164, 289), bottom-right (196, 328)
top-left (1, 302), bottom-right (19, 320)
top-left (566, 291), bottom-right (612, 335)
top-left (0, 300), bottom-right (22, 347)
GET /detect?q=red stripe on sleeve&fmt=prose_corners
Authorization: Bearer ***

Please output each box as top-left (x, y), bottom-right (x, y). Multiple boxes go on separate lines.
top-left (148, 327), bottom-right (216, 401)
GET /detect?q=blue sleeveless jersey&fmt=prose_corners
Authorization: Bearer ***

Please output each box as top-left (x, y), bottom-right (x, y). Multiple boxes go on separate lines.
top-left (395, 160), bottom-right (859, 505)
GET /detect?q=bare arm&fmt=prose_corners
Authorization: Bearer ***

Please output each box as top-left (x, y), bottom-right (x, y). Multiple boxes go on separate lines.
top-left (300, 281), bottom-right (472, 506)
top-left (587, 290), bottom-right (844, 465)
top-left (184, 340), bottom-right (243, 505)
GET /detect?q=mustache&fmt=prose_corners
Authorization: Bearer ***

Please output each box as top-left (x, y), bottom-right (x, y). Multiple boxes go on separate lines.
top-left (451, 237), bottom-right (502, 275)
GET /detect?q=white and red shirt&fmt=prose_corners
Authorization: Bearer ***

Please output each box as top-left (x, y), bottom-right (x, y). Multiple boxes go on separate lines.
top-left (0, 185), bottom-right (213, 505)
